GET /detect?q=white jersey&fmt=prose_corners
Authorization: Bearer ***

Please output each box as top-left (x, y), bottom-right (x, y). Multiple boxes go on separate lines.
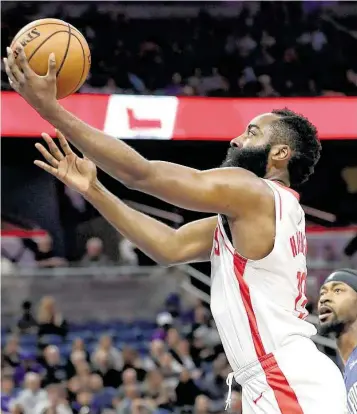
top-left (210, 179), bottom-right (317, 372)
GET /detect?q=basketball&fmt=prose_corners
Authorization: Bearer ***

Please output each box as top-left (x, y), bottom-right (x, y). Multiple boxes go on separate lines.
top-left (11, 18), bottom-right (91, 99)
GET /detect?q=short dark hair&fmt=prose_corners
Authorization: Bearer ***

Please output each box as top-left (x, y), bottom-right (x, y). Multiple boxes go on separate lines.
top-left (271, 108), bottom-right (321, 188)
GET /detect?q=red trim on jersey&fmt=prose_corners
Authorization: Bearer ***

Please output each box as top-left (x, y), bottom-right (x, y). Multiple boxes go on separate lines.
top-left (274, 182), bottom-right (300, 201)
top-left (233, 253), bottom-right (304, 413)
top-left (277, 188), bottom-right (283, 220)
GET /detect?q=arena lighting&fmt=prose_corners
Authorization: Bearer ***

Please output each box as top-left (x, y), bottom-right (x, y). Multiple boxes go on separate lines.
top-left (2, 92), bottom-right (357, 140)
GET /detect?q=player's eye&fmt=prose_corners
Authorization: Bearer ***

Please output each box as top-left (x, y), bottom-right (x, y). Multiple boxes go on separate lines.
top-left (248, 130), bottom-right (256, 136)
top-left (334, 288), bottom-right (341, 293)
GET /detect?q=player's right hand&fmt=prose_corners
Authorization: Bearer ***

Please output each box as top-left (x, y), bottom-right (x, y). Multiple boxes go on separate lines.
top-left (34, 129), bottom-right (97, 196)
top-left (4, 44), bottom-right (57, 113)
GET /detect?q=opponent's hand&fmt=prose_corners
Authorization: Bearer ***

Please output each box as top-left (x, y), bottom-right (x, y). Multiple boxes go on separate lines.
top-left (3, 43), bottom-right (57, 113)
top-left (34, 130), bottom-right (97, 195)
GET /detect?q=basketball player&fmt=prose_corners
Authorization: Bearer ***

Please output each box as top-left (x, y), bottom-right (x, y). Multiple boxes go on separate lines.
top-left (5, 45), bottom-right (347, 413)
top-left (318, 269), bottom-right (357, 413)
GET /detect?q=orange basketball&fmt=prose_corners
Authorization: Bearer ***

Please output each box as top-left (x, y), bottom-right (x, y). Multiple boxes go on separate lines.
top-left (11, 18), bottom-right (91, 99)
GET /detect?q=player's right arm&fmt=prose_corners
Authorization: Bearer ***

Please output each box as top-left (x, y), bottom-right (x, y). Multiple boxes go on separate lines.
top-left (86, 183), bottom-right (217, 265)
top-left (33, 131), bottom-right (216, 266)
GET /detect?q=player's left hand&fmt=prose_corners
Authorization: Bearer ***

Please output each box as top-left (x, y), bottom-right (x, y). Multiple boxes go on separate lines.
top-left (3, 43), bottom-right (57, 113)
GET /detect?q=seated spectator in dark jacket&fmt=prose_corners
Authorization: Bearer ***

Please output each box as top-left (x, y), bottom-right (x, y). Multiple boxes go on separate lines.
top-left (175, 369), bottom-right (201, 407)
top-left (3, 335), bottom-right (21, 368)
top-left (24, 234), bottom-right (67, 268)
top-left (37, 296), bottom-right (68, 341)
top-left (88, 373), bottom-right (116, 411)
top-left (41, 346), bottom-right (67, 387)
top-left (16, 301), bottom-right (37, 334)
top-left (92, 350), bottom-right (121, 388)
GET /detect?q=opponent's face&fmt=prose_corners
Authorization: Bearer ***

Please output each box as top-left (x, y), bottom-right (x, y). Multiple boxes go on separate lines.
top-left (318, 282), bottom-right (357, 335)
top-left (221, 113), bottom-right (291, 177)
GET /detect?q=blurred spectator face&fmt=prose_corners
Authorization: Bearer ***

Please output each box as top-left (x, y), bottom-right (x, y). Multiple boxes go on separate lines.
top-left (172, 72), bottom-right (182, 85)
top-left (122, 346), bottom-right (137, 364)
top-left (167, 328), bottom-right (180, 348)
top-left (194, 306), bottom-right (208, 324)
top-left (122, 368), bottom-right (137, 385)
top-left (5, 336), bottom-right (19, 354)
top-left (71, 350), bottom-right (86, 365)
top-left (86, 237), bottom-right (103, 258)
top-left (1, 377), bottom-right (14, 394)
top-left (347, 69), bottom-right (357, 84)
top-left (231, 390), bottom-right (243, 412)
top-left (46, 384), bottom-right (65, 405)
top-left (182, 85), bottom-right (195, 96)
top-left (213, 353), bottom-right (228, 374)
top-left (177, 339), bottom-right (190, 355)
top-left (38, 296), bottom-right (56, 321)
top-left (124, 384), bottom-right (139, 400)
top-left (150, 339), bottom-right (165, 358)
top-left (77, 390), bottom-right (93, 406)
top-left (68, 376), bottom-right (81, 394)
top-left (72, 338), bottom-right (85, 351)
top-left (146, 369), bottom-right (163, 388)
top-left (75, 361), bottom-right (91, 377)
top-left (99, 334), bottom-right (112, 350)
top-left (89, 373), bottom-right (103, 392)
top-left (93, 350), bottom-right (109, 370)
top-left (24, 372), bottom-right (41, 392)
top-left (195, 394), bottom-right (210, 412)
top-left (44, 345), bottom-right (60, 366)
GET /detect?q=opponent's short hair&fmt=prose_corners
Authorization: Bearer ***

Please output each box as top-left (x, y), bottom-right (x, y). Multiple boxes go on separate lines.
top-left (271, 108), bottom-right (322, 188)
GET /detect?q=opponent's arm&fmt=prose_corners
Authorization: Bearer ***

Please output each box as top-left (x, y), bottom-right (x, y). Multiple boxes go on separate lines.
top-left (86, 182), bottom-right (217, 266)
top-left (5, 46), bottom-right (271, 216)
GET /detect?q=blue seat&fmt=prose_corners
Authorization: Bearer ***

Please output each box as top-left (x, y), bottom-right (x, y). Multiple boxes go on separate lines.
top-left (67, 331), bottom-right (93, 342)
top-left (134, 320), bottom-right (156, 330)
top-left (39, 334), bottom-right (63, 346)
top-left (19, 335), bottom-right (37, 346)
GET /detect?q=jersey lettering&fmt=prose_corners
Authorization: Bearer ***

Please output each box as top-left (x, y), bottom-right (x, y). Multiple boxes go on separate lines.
top-left (294, 271), bottom-right (308, 319)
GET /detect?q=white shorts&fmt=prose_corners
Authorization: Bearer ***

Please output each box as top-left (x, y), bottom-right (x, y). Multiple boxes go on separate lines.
top-left (226, 338), bottom-right (346, 414)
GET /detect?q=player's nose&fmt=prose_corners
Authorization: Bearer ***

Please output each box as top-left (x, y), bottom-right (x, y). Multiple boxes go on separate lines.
top-left (230, 138), bottom-right (243, 148)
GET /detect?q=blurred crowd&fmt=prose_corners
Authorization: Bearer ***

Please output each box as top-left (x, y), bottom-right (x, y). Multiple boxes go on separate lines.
top-left (1, 295), bottom-right (243, 414)
top-left (2, 2), bottom-right (357, 97)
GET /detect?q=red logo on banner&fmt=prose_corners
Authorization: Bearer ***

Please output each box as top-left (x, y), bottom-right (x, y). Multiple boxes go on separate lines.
top-left (127, 108), bottom-right (162, 130)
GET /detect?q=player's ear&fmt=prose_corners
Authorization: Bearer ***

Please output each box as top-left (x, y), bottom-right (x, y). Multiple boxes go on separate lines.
top-left (271, 144), bottom-right (291, 162)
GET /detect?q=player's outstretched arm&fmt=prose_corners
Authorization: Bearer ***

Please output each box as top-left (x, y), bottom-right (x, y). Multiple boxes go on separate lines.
top-left (34, 131), bottom-right (217, 266)
top-left (4, 45), bottom-right (271, 217)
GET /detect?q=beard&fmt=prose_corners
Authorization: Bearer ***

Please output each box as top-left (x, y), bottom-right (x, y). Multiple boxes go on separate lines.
top-left (318, 313), bottom-right (346, 337)
top-left (221, 144), bottom-right (271, 178)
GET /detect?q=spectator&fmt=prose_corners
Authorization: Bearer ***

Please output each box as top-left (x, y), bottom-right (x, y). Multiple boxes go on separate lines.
top-left (3, 335), bottom-right (21, 368)
top-left (88, 373), bottom-right (116, 412)
top-left (35, 384), bottom-right (73, 414)
top-left (112, 384), bottom-right (142, 414)
top-left (16, 301), bottom-right (37, 334)
top-left (1, 376), bottom-right (17, 414)
top-left (25, 234), bottom-right (67, 268)
top-left (175, 369), bottom-right (201, 408)
top-left (200, 354), bottom-right (228, 409)
top-left (41, 346), bottom-right (67, 387)
top-left (66, 350), bottom-right (88, 380)
top-left (92, 334), bottom-right (123, 370)
top-left (119, 238), bottom-right (139, 265)
top-left (92, 350), bottom-right (121, 388)
top-left (194, 394), bottom-right (211, 414)
top-left (11, 372), bottom-right (48, 414)
top-left (13, 352), bottom-right (44, 388)
top-left (121, 347), bottom-right (147, 381)
top-left (80, 237), bottom-right (112, 267)
top-left (37, 296), bottom-right (68, 340)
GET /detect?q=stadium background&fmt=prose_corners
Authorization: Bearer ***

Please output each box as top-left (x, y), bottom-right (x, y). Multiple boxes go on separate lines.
top-left (1, 2), bottom-right (357, 413)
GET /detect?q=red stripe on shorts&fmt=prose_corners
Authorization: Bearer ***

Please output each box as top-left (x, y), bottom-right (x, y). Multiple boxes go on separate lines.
top-left (233, 253), bottom-right (304, 413)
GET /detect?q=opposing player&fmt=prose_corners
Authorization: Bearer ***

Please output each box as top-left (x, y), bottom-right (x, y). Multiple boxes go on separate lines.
top-left (4, 45), bottom-right (347, 413)
top-left (318, 269), bottom-right (357, 413)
